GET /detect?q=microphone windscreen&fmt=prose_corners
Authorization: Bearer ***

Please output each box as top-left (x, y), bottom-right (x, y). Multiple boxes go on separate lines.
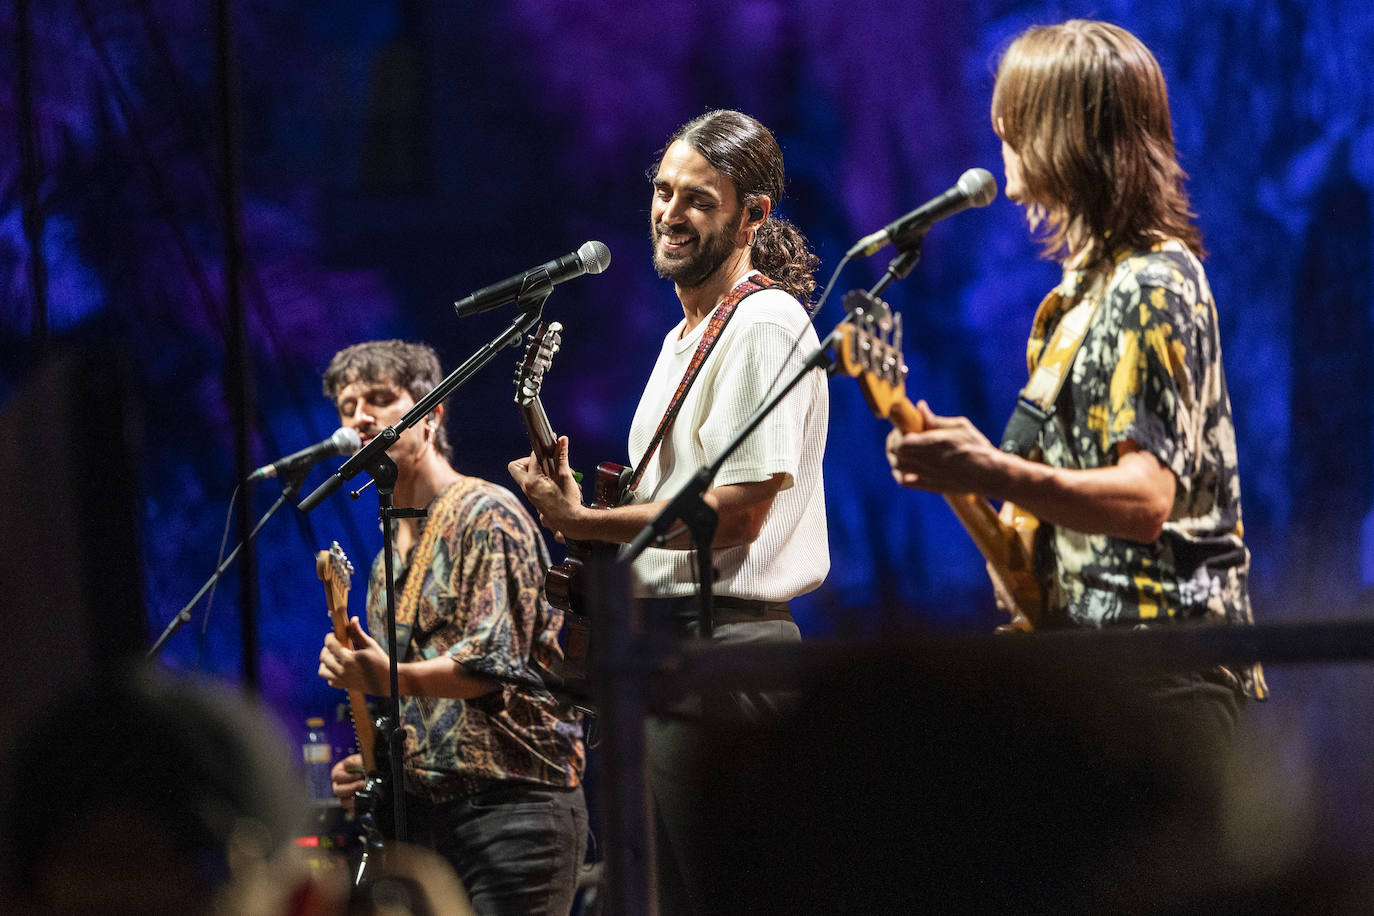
top-left (959, 168), bottom-right (998, 208)
top-left (578, 240), bottom-right (612, 275)
top-left (331, 427), bottom-right (362, 455)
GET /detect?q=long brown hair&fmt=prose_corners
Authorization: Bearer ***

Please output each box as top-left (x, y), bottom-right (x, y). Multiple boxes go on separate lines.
top-left (991, 20), bottom-right (1203, 270)
top-left (664, 109), bottom-right (820, 305)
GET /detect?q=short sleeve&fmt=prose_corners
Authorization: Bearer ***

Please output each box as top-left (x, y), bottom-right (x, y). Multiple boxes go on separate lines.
top-left (433, 492), bottom-right (551, 687)
top-left (1091, 255), bottom-right (1208, 486)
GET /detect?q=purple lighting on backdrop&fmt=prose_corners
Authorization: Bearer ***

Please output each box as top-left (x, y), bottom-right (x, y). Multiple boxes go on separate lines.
top-left (4, 0), bottom-right (1374, 856)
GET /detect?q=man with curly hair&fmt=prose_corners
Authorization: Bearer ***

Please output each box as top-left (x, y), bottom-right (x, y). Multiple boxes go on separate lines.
top-left (317, 339), bottom-right (587, 916)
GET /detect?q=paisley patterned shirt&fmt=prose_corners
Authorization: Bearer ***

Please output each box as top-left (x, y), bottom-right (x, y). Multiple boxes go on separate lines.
top-left (365, 477), bottom-right (585, 801)
top-left (1028, 239), bottom-right (1267, 698)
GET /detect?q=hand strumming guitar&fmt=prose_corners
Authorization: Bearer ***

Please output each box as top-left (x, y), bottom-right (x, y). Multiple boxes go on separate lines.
top-left (884, 400), bottom-right (1007, 495)
top-left (331, 753), bottom-right (366, 815)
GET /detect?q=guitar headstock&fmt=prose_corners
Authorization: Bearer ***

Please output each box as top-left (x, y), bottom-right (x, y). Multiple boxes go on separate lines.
top-left (834, 290), bottom-right (909, 422)
top-left (515, 321), bottom-right (563, 407)
top-left (315, 540), bottom-right (354, 613)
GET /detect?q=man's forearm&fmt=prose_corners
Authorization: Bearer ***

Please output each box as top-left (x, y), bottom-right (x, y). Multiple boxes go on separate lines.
top-left (560, 476), bottom-right (783, 547)
top-left (995, 449), bottom-right (1174, 543)
top-left (393, 655), bottom-right (498, 699)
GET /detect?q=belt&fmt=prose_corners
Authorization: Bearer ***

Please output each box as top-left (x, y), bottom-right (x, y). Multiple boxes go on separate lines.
top-left (712, 596), bottom-right (793, 624)
top-left (650, 595), bottom-right (793, 626)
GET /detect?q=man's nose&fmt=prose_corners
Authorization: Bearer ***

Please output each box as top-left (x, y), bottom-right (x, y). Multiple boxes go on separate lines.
top-left (658, 193), bottom-right (688, 225)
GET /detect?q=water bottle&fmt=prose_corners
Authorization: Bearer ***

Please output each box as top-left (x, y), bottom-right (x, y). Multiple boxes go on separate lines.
top-left (302, 716), bottom-right (334, 804)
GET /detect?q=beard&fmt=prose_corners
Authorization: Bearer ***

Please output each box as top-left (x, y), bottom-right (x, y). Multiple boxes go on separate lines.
top-left (650, 211), bottom-right (741, 289)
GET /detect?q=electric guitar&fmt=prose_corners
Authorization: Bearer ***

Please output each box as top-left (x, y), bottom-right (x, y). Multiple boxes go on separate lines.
top-left (316, 542), bottom-right (392, 857)
top-left (514, 322), bottom-right (631, 683)
top-left (834, 290), bottom-right (1045, 632)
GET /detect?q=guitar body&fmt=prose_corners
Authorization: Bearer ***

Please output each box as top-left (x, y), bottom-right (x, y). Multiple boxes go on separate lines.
top-left (546, 460), bottom-right (632, 612)
top-left (836, 290), bottom-right (1047, 631)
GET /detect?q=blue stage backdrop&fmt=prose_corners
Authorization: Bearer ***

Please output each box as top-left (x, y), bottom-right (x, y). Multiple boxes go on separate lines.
top-left (3, 0), bottom-right (1373, 854)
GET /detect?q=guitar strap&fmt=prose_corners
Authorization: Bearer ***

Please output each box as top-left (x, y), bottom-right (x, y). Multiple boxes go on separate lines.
top-left (626, 273), bottom-right (775, 494)
top-left (999, 263), bottom-right (1115, 458)
top-left (392, 476), bottom-right (483, 657)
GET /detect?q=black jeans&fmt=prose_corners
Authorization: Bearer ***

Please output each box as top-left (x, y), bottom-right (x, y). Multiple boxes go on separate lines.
top-left (645, 616), bottom-right (801, 916)
top-left (403, 782), bottom-right (587, 916)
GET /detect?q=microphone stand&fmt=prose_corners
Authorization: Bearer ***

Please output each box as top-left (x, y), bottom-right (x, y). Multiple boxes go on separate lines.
top-left (148, 468), bottom-right (309, 660)
top-left (296, 281), bottom-right (553, 845)
top-left (361, 450), bottom-right (425, 845)
top-left (871, 232), bottom-right (924, 297)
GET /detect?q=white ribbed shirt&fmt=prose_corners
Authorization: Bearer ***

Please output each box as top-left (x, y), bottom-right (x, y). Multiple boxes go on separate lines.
top-left (625, 284), bottom-right (829, 601)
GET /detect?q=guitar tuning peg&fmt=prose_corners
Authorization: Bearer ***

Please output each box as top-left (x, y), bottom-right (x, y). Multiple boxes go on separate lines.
top-left (841, 289), bottom-right (874, 320)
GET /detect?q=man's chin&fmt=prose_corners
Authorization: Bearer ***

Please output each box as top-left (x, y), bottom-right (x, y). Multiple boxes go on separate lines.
top-left (653, 253), bottom-right (692, 281)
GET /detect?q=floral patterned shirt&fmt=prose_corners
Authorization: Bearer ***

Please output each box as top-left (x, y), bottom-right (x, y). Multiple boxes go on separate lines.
top-left (365, 477), bottom-right (585, 801)
top-left (1028, 239), bottom-right (1266, 698)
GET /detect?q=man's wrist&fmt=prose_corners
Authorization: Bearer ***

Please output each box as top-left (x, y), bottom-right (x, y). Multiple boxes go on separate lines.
top-left (560, 502), bottom-right (593, 540)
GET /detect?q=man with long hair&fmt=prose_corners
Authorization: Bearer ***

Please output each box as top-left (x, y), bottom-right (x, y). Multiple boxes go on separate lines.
top-left (509, 109), bottom-right (830, 914)
top-left (887, 21), bottom-right (1265, 720)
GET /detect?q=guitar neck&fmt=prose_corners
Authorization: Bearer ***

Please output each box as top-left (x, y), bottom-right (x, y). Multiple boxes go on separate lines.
top-left (331, 609), bottom-right (377, 772)
top-left (836, 297), bottom-right (1042, 631)
top-left (520, 398), bottom-right (559, 478)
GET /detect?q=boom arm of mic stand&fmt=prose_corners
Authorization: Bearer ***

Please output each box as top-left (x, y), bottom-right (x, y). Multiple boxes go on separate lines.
top-left (297, 284), bottom-right (552, 514)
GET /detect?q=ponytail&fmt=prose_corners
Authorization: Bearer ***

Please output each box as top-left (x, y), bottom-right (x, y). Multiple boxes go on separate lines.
top-left (752, 216), bottom-right (819, 308)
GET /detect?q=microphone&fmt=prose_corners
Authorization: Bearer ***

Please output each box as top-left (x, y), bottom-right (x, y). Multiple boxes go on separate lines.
top-left (846, 168), bottom-right (998, 257)
top-left (248, 427), bottom-right (361, 482)
top-left (454, 241), bottom-right (611, 317)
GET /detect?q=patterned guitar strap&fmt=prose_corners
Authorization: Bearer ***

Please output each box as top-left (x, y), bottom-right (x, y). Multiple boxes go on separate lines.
top-left (392, 476), bottom-right (482, 657)
top-left (625, 273), bottom-right (775, 494)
